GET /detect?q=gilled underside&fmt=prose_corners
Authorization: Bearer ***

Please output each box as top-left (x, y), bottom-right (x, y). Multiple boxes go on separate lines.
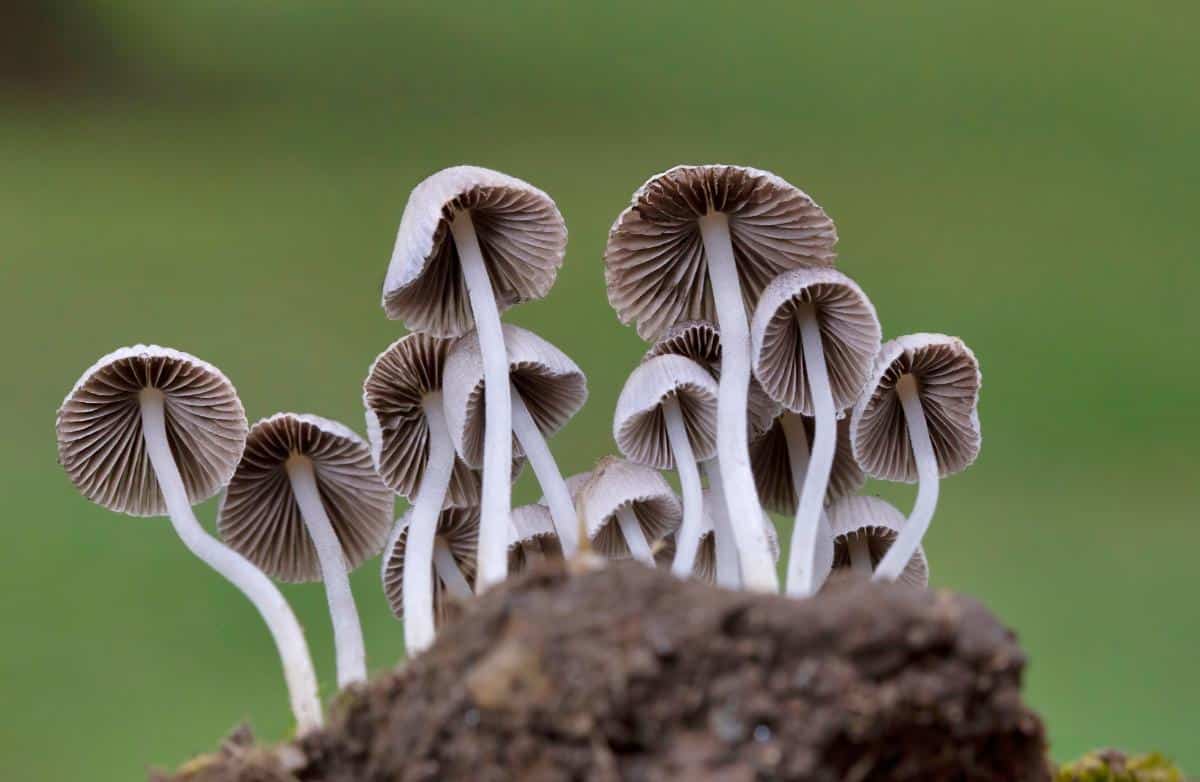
top-left (832, 526), bottom-right (929, 588)
top-left (749, 414), bottom-right (864, 514)
top-left (383, 507), bottom-right (479, 628)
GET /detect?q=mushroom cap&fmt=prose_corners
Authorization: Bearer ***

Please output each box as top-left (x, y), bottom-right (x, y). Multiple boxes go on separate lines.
top-left (751, 267), bottom-right (881, 415)
top-left (217, 413), bottom-right (394, 583)
top-left (643, 319), bottom-right (779, 437)
top-left (363, 332), bottom-right (501, 508)
top-left (577, 457), bottom-right (681, 558)
top-left (825, 495), bottom-right (929, 588)
top-left (851, 334), bottom-right (982, 482)
top-left (443, 323), bottom-right (587, 467)
top-left (749, 411), bottom-right (865, 514)
top-left (381, 506), bottom-right (479, 627)
top-left (604, 164), bottom-right (838, 341)
top-left (56, 345), bottom-right (248, 517)
top-left (382, 166), bottom-right (567, 337)
top-left (614, 354), bottom-right (718, 470)
top-left (507, 503), bottom-right (564, 574)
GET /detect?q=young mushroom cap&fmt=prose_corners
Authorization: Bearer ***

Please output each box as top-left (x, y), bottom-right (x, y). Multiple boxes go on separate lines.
top-left (382, 166), bottom-right (568, 337)
top-left (507, 503), bottom-right (564, 574)
top-left (218, 413), bottom-right (393, 583)
top-left (825, 495), bottom-right (929, 588)
top-left (56, 345), bottom-right (247, 515)
top-left (750, 412), bottom-right (864, 514)
top-left (662, 489), bottom-right (781, 584)
top-left (614, 354), bottom-right (718, 470)
top-left (850, 334), bottom-right (982, 482)
top-left (578, 457), bottom-right (681, 558)
top-left (381, 506), bottom-right (479, 627)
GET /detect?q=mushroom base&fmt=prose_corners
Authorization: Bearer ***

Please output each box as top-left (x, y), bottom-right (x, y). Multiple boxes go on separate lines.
top-left (153, 561), bottom-right (1049, 782)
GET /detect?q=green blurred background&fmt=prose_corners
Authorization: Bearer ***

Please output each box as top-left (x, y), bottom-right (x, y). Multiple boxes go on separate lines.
top-left (3, 2), bottom-right (1197, 778)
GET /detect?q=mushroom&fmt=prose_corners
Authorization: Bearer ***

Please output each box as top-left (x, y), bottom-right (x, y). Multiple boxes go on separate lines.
top-left (383, 166), bottom-right (567, 592)
top-left (507, 503), bottom-right (564, 575)
top-left (750, 267), bottom-right (880, 597)
top-left (664, 489), bottom-right (781, 585)
top-left (823, 495), bottom-right (929, 589)
top-left (217, 413), bottom-right (392, 687)
top-left (614, 354), bottom-right (717, 577)
top-left (577, 456), bottom-right (681, 564)
top-left (850, 334), bottom-right (981, 582)
top-left (443, 323), bottom-right (586, 564)
top-left (381, 506), bottom-right (479, 634)
top-left (606, 165), bottom-right (837, 592)
top-left (55, 346), bottom-right (322, 731)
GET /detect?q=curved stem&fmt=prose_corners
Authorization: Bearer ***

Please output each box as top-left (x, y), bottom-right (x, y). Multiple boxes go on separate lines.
top-left (452, 211), bottom-right (511, 593)
top-left (699, 212), bottom-right (778, 593)
top-left (433, 538), bottom-right (473, 599)
top-left (785, 309), bottom-right (837, 598)
top-left (615, 506), bottom-right (655, 565)
top-left (780, 411), bottom-right (834, 594)
top-left (286, 456), bottom-right (366, 688)
top-left (663, 397), bottom-right (704, 578)
top-left (510, 385), bottom-right (579, 555)
top-left (848, 535), bottom-right (874, 579)
top-left (873, 376), bottom-right (940, 582)
top-left (401, 395), bottom-right (456, 655)
top-left (138, 390), bottom-right (322, 732)
top-left (702, 459), bottom-right (741, 588)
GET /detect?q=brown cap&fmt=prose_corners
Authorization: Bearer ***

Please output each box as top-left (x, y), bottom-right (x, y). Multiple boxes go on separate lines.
top-left (613, 354), bottom-right (718, 470)
top-left (443, 324), bottom-right (587, 467)
top-left (850, 334), bottom-right (982, 482)
top-left (217, 413), bottom-right (393, 583)
top-left (381, 506), bottom-right (479, 626)
top-left (750, 267), bottom-right (881, 415)
top-left (383, 166), bottom-right (567, 337)
top-left (605, 165), bottom-right (837, 341)
top-left (749, 411), bottom-right (865, 514)
top-left (56, 345), bottom-right (248, 516)
top-left (577, 456), bottom-right (681, 558)
top-left (507, 503), bottom-right (564, 574)
top-left (825, 495), bottom-right (929, 588)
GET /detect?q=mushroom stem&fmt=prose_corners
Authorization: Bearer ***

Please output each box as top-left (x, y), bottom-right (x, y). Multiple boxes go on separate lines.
top-left (662, 396), bottom-right (704, 578)
top-left (780, 411), bottom-right (835, 594)
top-left (848, 534), bottom-right (874, 579)
top-left (433, 537), bottom-right (473, 599)
top-left (451, 211), bottom-right (511, 593)
top-left (702, 459), bottom-right (741, 588)
top-left (138, 389), bottom-right (322, 732)
top-left (873, 375), bottom-right (940, 582)
top-left (510, 384), bottom-right (579, 555)
top-left (698, 212), bottom-right (778, 593)
top-left (615, 505), bottom-right (655, 565)
top-left (401, 394), bottom-right (456, 655)
top-left (285, 455), bottom-right (367, 688)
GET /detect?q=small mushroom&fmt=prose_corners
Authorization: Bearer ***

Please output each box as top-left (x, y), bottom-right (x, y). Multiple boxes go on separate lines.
top-left (614, 354), bottom-right (717, 578)
top-left (577, 456), bottom-right (681, 564)
top-left (381, 506), bottom-right (479, 632)
top-left (606, 165), bottom-right (836, 592)
top-left (823, 495), bottom-right (929, 588)
top-left (750, 267), bottom-right (880, 597)
top-left (383, 166), bottom-right (567, 592)
top-left (664, 489), bottom-right (781, 585)
top-left (56, 346), bottom-right (322, 731)
top-left (507, 503), bottom-right (564, 575)
top-left (850, 334), bottom-right (981, 582)
top-left (443, 324), bottom-right (587, 563)
top-left (218, 413), bottom-right (393, 687)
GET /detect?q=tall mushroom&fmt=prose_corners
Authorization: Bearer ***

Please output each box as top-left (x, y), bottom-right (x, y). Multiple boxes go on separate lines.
top-left (508, 503), bottom-right (564, 575)
top-left (606, 165), bottom-right (837, 592)
top-left (443, 323), bottom-right (586, 562)
top-left (383, 166), bottom-right (567, 591)
top-left (750, 268), bottom-right (880, 597)
top-left (381, 506), bottom-right (479, 635)
top-left (577, 456), bottom-right (681, 565)
top-left (822, 495), bottom-right (929, 589)
top-left (614, 354), bottom-right (717, 578)
top-left (56, 346), bottom-right (322, 732)
top-left (218, 413), bottom-right (392, 687)
top-left (850, 334), bottom-right (981, 582)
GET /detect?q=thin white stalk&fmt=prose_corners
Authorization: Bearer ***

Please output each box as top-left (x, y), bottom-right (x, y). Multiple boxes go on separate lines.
top-left (451, 211), bottom-right (511, 593)
top-left (702, 459), bottom-right (741, 588)
top-left (433, 538), bottom-right (473, 599)
top-left (848, 535), bottom-right (874, 579)
top-left (780, 411), bottom-right (835, 594)
top-left (615, 505), bottom-right (655, 565)
top-left (698, 212), bottom-right (778, 593)
top-left (873, 375), bottom-right (940, 582)
top-left (401, 395), bottom-right (456, 655)
top-left (663, 396), bottom-right (704, 578)
top-left (510, 385), bottom-right (579, 555)
top-left (138, 390), bottom-right (322, 732)
top-left (286, 456), bottom-right (366, 688)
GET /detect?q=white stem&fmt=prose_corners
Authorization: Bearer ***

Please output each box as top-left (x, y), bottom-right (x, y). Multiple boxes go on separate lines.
top-left (452, 211), bottom-right (511, 593)
top-left (138, 390), bottom-right (322, 732)
top-left (286, 456), bottom-right (366, 688)
top-left (699, 212), bottom-right (778, 593)
top-left (780, 411), bottom-right (834, 594)
top-left (702, 459), bottom-right (741, 588)
top-left (510, 385), bottom-right (579, 555)
top-left (663, 397), bottom-right (704, 578)
top-left (873, 376), bottom-right (940, 582)
top-left (434, 538), bottom-right (473, 599)
top-left (786, 308), bottom-right (837, 598)
top-left (401, 395), bottom-right (456, 655)
top-left (615, 506), bottom-right (655, 565)
top-left (848, 535), bottom-right (874, 579)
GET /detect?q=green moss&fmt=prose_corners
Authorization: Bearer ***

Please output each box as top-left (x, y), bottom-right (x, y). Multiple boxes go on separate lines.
top-left (1057, 750), bottom-right (1186, 782)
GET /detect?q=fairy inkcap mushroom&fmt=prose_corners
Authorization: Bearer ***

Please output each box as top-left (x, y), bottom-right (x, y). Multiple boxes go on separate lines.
top-left (381, 506), bottom-right (479, 638)
top-left (577, 456), bottom-right (681, 564)
top-left (507, 503), bottom-right (564, 575)
top-left (750, 267), bottom-right (880, 597)
top-left (823, 495), bottom-right (929, 588)
top-left (383, 166), bottom-right (567, 592)
top-left (606, 165), bottom-right (837, 592)
top-left (218, 413), bottom-right (392, 687)
top-left (667, 488), bottom-right (781, 585)
top-left (850, 333), bottom-right (981, 582)
top-left (56, 346), bottom-right (322, 731)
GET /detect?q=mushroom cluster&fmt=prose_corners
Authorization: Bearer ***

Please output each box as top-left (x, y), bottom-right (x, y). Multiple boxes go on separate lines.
top-left (55, 163), bottom-right (981, 731)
